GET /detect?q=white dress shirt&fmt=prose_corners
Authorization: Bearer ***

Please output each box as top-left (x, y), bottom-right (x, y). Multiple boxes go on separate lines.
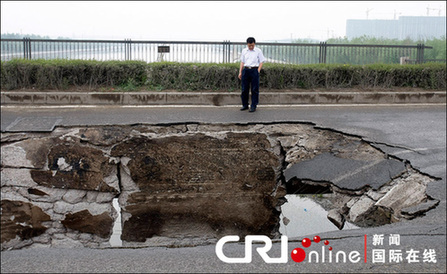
top-left (241, 47), bottom-right (265, 67)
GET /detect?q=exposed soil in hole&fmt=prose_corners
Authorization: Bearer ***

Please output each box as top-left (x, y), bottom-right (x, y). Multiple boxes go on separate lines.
top-left (1, 122), bottom-right (439, 250)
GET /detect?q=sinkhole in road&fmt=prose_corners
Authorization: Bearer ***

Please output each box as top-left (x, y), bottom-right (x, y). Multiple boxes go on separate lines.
top-left (1, 122), bottom-right (440, 250)
top-left (102, 122), bottom-right (439, 248)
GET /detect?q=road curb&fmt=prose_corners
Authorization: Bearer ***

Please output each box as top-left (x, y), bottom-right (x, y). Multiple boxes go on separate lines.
top-left (1, 91), bottom-right (446, 106)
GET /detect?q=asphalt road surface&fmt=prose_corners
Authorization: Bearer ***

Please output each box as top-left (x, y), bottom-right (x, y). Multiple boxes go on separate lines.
top-left (1, 104), bottom-right (446, 273)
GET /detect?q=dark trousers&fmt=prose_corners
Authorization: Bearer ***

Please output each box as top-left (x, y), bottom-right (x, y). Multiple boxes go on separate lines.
top-left (241, 68), bottom-right (259, 108)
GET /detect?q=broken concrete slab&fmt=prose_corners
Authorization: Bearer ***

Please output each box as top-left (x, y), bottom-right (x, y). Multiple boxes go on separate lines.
top-left (284, 152), bottom-right (406, 190)
top-left (1, 200), bottom-right (51, 243)
top-left (334, 158), bottom-right (406, 190)
top-left (323, 169), bottom-right (437, 227)
top-left (327, 208), bottom-right (345, 230)
top-left (401, 199), bottom-right (440, 216)
top-left (30, 141), bottom-right (119, 193)
top-left (61, 210), bottom-right (114, 238)
top-left (347, 195), bottom-right (393, 226)
top-left (5, 117), bottom-right (62, 132)
top-left (375, 173), bottom-right (431, 216)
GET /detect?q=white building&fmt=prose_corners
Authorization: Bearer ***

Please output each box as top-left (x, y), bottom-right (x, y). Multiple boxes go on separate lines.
top-left (346, 16), bottom-right (446, 40)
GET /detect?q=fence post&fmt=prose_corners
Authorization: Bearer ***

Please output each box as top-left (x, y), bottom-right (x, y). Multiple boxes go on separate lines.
top-left (318, 42), bottom-right (325, 64)
top-left (125, 39), bottom-right (132, 61)
top-left (227, 40), bottom-right (231, 63)
top-left (417, 43), bottom-right (425, 64)
top-left (416, 44), bottom-right (420, 64)
top-left (28, 38), bottom-right (31, 59)
top-left (223, 40), bottom-right (227, 63)
top-left (129, 39), bottom-right (132, 61)
top-left (323, 42), bottom-right (327, 63)
top-left (22, 38), bottom-right (26, 59)
top-left (222, 40), bottom-right (226, 63)
top-left (223, 40), bottom-right (231, 63)
top-left (319, 42), bottom-right (327, 64)
top-left (318, 42), bottom-right (321, 63)
top-left (23, 37), bottom-right (31, 60)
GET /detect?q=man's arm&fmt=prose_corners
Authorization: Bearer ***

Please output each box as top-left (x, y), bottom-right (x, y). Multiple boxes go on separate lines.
top-left (238, 62), bottom-right (244, 80)
top-left (257, 48), bottom-right (266, 73)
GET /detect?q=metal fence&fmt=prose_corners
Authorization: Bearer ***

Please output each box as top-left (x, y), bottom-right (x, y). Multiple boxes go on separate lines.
top-left (0, 38), bottom-right (434, 65)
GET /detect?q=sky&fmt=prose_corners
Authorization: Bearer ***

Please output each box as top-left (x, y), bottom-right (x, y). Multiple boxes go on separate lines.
top-left (1, 1), bottom-right (446, 42)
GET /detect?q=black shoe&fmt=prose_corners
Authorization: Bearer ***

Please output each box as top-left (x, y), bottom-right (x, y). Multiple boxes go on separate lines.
top-left (249, 107), bottom-right (256, 112)
top-left (240, 106), bottom-right (249, 111)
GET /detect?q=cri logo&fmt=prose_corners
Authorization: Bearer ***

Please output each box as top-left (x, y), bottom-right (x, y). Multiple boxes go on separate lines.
top-left (216, 235), bottom-right (332, 264)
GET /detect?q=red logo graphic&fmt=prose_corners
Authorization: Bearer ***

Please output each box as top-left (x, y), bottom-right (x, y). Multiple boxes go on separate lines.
top-left (291, 235), bottom-right (332, 263)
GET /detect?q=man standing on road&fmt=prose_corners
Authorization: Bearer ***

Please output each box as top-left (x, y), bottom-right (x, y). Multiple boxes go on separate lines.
top-left (238, 37), bottom-right (265, 112)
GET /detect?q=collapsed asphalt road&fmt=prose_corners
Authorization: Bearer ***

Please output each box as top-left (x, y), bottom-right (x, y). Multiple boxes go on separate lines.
top-left (1, 104), bottom-right (446, 273)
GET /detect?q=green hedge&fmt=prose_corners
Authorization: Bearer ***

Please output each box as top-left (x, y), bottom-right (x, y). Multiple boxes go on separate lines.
top-left (261, 63), bottom-right (446, 90)
top-left (1, 59), bottom-right (148, 90)
top-left (1, 59), bottom-right (445, 91)
top-left (146, 63), bottom-right (240, 91)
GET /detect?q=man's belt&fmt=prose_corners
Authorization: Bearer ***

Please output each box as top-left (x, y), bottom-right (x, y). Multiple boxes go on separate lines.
top-left (244, 66), bottom-right (258, 69)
